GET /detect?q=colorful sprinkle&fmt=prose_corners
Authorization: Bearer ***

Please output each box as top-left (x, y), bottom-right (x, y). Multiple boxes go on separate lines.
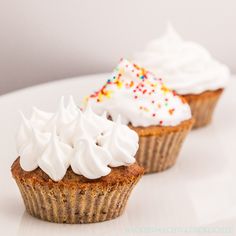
top-left (86, 59), bottom-right (188, 126)
top-left (169, 108), bottom-right (175, 115)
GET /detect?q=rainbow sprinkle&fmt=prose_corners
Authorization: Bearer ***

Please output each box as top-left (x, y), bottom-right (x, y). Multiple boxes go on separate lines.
top-left (87, 58), bottom-right (186, 124)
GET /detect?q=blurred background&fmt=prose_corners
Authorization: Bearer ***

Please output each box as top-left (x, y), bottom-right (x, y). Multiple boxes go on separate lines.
top-left (0, 0), bottom-right (235, 95)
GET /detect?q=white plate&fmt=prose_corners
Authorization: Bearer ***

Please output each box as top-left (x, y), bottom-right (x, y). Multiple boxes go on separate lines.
top-left (0, 74), bottom-right (236, 236)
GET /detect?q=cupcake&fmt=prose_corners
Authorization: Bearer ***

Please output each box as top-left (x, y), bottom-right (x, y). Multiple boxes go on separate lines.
top-left (85, 59), bottom-right (193, 173)
top-left (133, 24), bottom-right (230, 129)
top-left (11, 96), bottom-right (143, 224)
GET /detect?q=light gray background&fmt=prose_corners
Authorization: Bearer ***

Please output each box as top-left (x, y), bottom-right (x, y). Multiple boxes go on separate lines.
top-left (0, 0), bottom-right (235, 95)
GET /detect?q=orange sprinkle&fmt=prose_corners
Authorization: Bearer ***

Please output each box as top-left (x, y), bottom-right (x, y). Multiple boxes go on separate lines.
top-left (169, 108), bottom-right (175, 115)
top-left (161, 85), bottom-right (169, 93)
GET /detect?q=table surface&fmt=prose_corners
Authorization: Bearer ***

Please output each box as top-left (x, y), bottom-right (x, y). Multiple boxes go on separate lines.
top-left (0, 74), bottom-right (236, 236)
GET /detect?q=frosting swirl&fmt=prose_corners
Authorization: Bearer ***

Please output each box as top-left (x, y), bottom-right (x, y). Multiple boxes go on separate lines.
top-left (133, 24), bottom-right (230, 95)
top-left (85, 59), bottom-right (191, 127)
top-left (16, 96), bottom-right (139, 181)
top-left (98, 116), bottom-right (137, 167)
top-left (71, 139), bottom-right (112, 179)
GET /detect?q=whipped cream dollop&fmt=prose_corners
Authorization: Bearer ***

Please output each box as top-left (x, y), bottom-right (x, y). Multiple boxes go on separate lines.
top-left (85, 59), bottom-right (191, 127)
top-left (133, 24), bottom-right (230, 95)
top-left (16, 96), bottom-right (139, 181)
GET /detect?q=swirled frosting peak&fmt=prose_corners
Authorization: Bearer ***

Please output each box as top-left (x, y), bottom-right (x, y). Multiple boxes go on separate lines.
top-left (16, 96), bottom-right (139, 181)
top-left (133, 24), bottom-right (230, 95)
top-left (98, 116), bottom-right (137, 167)
top-left (85, 59), bottom-right (191, 127)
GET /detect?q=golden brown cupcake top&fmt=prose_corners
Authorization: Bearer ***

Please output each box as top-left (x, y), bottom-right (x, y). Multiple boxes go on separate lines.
top-left (12, 158), bottom-right (144, 188)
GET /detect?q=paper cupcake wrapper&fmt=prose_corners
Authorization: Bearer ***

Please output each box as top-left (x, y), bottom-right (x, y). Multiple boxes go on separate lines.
top-left (14, 176), bottom-right (140, 224)
top-left (183, 89), bottom-right (223, 129)
top-left (133, 120), bottom-right (193, 174)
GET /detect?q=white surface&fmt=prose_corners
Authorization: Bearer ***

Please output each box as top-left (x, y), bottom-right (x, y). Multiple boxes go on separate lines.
top-left (1, 0), bottom-right (236, 94)
top-left (0, 74), bottom-right (236, 236)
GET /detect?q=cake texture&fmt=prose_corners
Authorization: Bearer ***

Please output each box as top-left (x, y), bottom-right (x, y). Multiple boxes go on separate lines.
top-left (183, 89), bottom-right (223, 128)
top-left (85, 59), bottom-right (193, 173)
top-left (133, 24), bottom-right (230, 128)
top-left (11, 96), bottom-right (143, 223)
top-left (12, 158), bottom-right (143, 224)
top-left (131, 119), bottom-right (193, 173)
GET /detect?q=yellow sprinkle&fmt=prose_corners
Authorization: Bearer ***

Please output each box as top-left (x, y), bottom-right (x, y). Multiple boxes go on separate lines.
top-left (143, 107), bottom-right (150, 112)
top-left (117, 80), bottom-right (123, 88)
top-left (98, 92), bottom-right (103, 102)
top-left (106, 90), bottom-right (112, 98)
top-left (161, 85), bottom-right (169, 94)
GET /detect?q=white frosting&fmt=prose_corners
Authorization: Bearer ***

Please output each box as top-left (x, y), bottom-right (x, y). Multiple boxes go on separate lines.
top-left (16, 112), bottom-right (33, 154)
top-left (38, 129), bottom-right (73, 181)
top-left (86, 59), bottom-right (191, 127)
top-left (16, 96), bottom-right (138, 181)
top-left (98, 116), bottom-right (137, 167)
top-left (19, 128), bottom-right (51, 172)
top-left (43, 97), bottom-right (76, 134)
top-left (133, 24), bottom-right (230, 95)
top-left (71, 139), bottom-right (112, 179)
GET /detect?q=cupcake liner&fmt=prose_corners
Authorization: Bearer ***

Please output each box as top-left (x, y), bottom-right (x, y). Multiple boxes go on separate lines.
top-left (183, 89), bottom-right (223, 129)
top-left (131, 119), bottom-right (193, 173)
top-left (14, 173), bottom-right (141, 224)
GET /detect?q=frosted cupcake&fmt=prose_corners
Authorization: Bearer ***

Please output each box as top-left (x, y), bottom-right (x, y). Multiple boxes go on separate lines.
top-left (11, 96), bottom-right (144, 224)
top-left (133, 25), bottom-right (230, 128)
top-left (85, 59), bottom-right (193, 173)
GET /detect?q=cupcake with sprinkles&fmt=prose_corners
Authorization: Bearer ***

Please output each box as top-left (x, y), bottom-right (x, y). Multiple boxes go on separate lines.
top-left (133, 24), bottom-right (230, 128)
top-left (84, 59), bottom-right (194, 173)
